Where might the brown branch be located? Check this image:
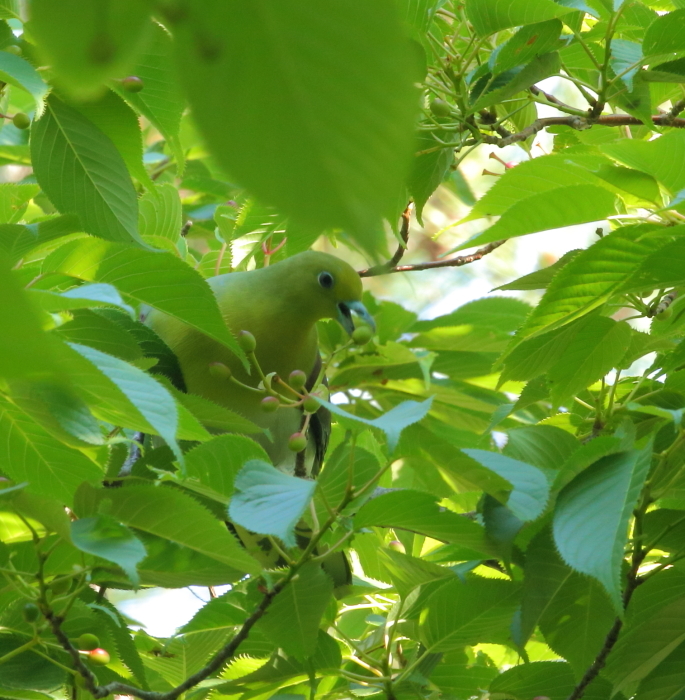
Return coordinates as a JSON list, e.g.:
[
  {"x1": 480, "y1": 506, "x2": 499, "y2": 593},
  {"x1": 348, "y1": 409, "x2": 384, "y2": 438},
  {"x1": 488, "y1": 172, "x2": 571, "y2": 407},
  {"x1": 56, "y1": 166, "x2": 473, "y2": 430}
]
[
  {"x1": 360, "y1": 239, "x2": 505, "y2": 277},
  {"x1": 358, "y1": 203, "x2": 412, "y2": 277},
  {"x1": 480, "y1": 114, "x2": 685, "y2": 149},
  {"x1": 47, "y1": 578, "x2": 288, "y2": 700}
]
